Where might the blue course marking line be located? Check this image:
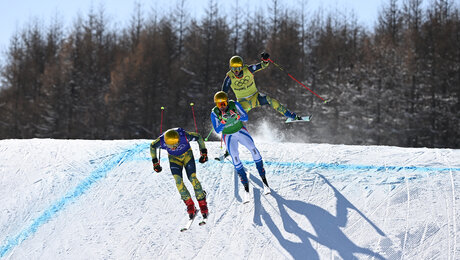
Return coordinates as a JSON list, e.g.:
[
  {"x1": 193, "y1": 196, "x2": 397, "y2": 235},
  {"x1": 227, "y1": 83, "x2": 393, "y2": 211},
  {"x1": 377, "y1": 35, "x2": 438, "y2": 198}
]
[
  {"x1": 261, "y1": 160, "x2": 460, "y2": 173},
  {"x1": 0, "y1": 143, "x2": 148, "y2": 258},
  {"x1": 135, "y1": 156, "x2": 460, "y2": 173}
]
